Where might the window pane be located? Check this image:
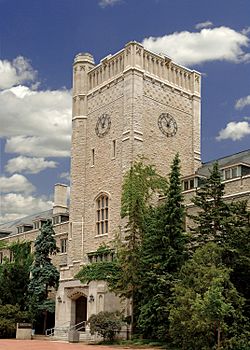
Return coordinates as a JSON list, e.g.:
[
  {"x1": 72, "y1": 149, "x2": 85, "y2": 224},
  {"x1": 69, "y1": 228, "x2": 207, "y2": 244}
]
[
  {"x1": 102, "y1": 209, "x2": 104, "y2": 220},
  {"x1": 184, "y1": 181, "x2": 189, "y2": 191},
  {"x1": 225, "y1": 169, "x2": 231, "y2": 180},
  {"x1": 102, "y1": 196, "x2": 104, "y2": 207},
  {"x1": 97, "y1": 223, "x2": 100, "y2": 235},
  {"x1": 106, "y1": 197, "x2": 108, "y2": 206},
  {"x1": 101, "y1": 222, "x2": 104, "y2": 234},
  {"x1": 98, "y1": 199, "x2": 101, "y2": 209},
  {"x1": 232, "y1": 167, "x2": 237, "y2": 178},
  {"x1": 190, "y1": 179, "x2": 194, "y2": 189},
  {"x1": 105, "y1": 208, "x2": 108, "y2": 219},
  {"x1": 97, "y1": 210, "x2": 100, "y2": 221},
  {"x1": 105, "y1": 221, "x2": 108, "y2": 233}
]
